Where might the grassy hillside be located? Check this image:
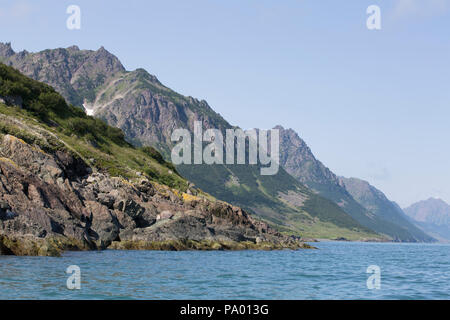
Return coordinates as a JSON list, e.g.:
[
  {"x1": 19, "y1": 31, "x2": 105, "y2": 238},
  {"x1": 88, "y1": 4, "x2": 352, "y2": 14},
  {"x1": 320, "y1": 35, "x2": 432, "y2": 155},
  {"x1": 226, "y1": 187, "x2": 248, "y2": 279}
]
[
  {"x1": 0, "y1": 62, "x2": 190, "y2": 192},
  {"x1": 179, "y1": 163, "x2": 381, "y2": 240}
]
